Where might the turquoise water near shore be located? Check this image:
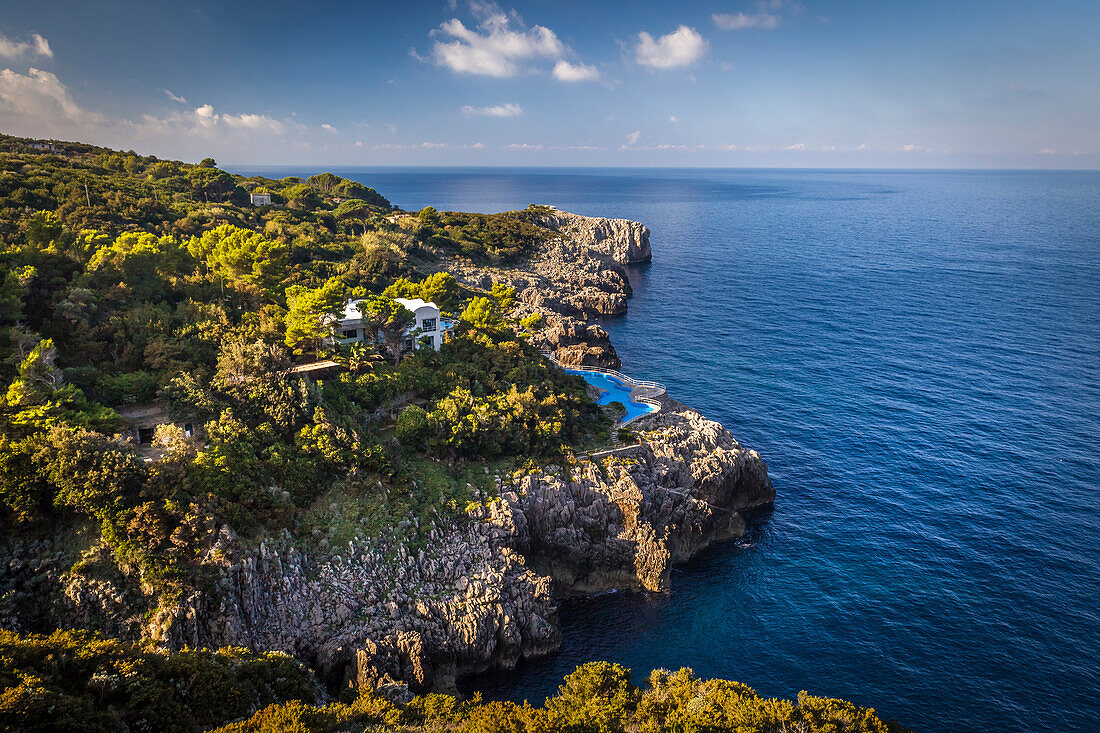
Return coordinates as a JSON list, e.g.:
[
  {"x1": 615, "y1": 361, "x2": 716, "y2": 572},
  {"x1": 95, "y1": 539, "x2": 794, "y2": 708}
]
[{"x1": 235, "y1": 166, "x2": 1100, "y2": 732}]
